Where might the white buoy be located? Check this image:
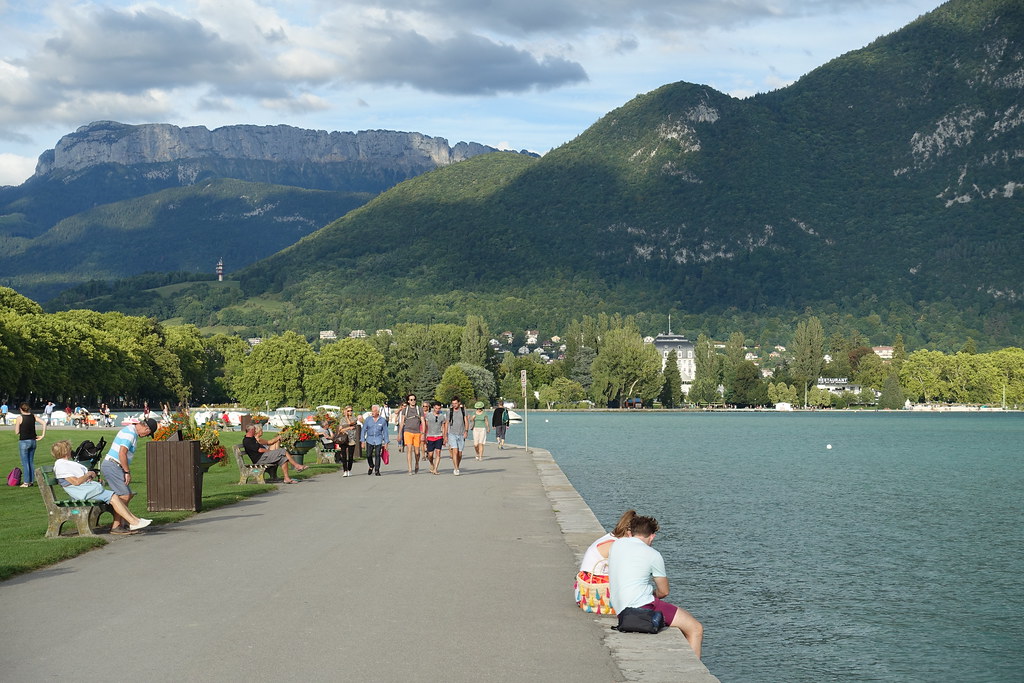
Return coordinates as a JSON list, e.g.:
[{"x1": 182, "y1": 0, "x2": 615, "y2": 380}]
[
  {"x1": 826, "y1": 444, "x2": 832, "y2": 449},
  {"x1": 545, "y1": 419, "x2": 549, "y2": 422}
]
